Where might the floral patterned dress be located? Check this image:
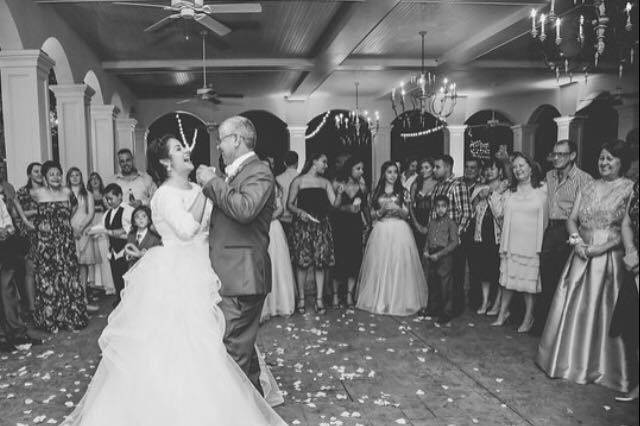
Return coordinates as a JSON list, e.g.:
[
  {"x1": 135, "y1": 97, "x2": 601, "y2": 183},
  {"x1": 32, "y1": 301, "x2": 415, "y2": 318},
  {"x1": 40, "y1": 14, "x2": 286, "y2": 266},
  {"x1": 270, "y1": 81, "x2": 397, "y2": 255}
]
[
  {"x1": 291, "y1": 187, "x2": 335, "y2": 268},
  {"x1": 33, "y1": 201, "x2": 88, "y2": 333}
]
